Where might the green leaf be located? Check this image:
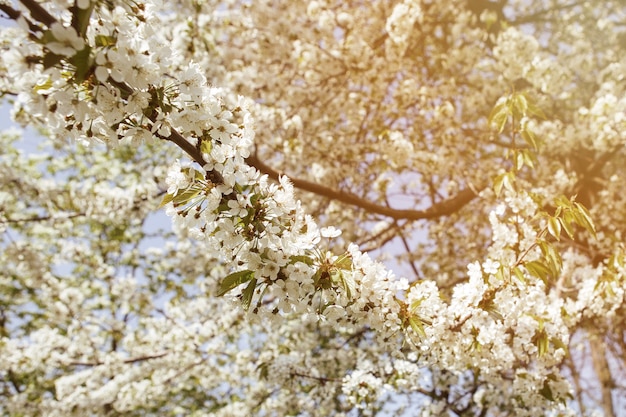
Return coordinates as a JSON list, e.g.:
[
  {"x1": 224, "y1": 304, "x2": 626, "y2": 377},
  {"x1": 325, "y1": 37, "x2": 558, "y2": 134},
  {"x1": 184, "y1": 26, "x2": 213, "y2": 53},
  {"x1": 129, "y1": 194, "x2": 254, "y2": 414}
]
[
  {"x1": 70, "y1": 46, "x2": 92, "y2": 83},
  {"x1": 559, "y1": 217, "x2": 575, "y2": 239},
  {"x1": 493, "y1": 172, "x2": 515, "y2": 197},
  {"x1": 289, "y1": 255, "x2": 315, "y2": 266},
  {"x1": 536, "y1": 329, "x2": 549, "y2": 357},
  {"x1": 489, "y1": 99, "x2": 509, "y2": 133},
  {"x1": 257, "y1": 362, "x2": 269, "y2": 380},
  {"x1": 339, "y1": 270, "x2": 356, "y2": 299},
  {"x1": 217, "y1": 270, "x2": 255, "y2": 296},
  {"x1": 548, "y1": 216, "x2": 561, "y2": 240},
  {"x1": 515, "y1": 151, "x2": 524, "y2": 171},
  {"x1": 537, "y1": 241, "x2": 561, "y2": 279},
  {"x1": 539, "y1": 379, "x2": 554, "y2": 401},
  {"x1": 410, "y1": 298, "x2": 423, "y2": 312},
  {"x1": 408, "y1": 316, "x2": 426, "y2": 338},
  {"x1": 493, "y1": 173, "x2": 504, "y2": 196},
  {"x1": 158, "y1": 192, "x2": 174, "y2": 208},
  {"x1": 172, "y1": 187, "x2": 201, "y2": 206},
  {"x1": 521, "y1": 129, "x2": 539, "y2": 150},
  {"x1": 240, "y1": 278, "x2": 257, "y2": 311},
  {"x1": 511, "y1": 93, "x2": 528, "y2": 120},
  {"x1": 512, "y1": 266, "x2": 526, "y2": 284},
  {"x1": 94, "y1": 34, "x2": 116, "y2": 47},
  {"x1": 71, "y1": 2, "x2": 95, "y2": 37},
  {"x1": 521, "y1": 149, "x2": 535, "y2": 168},
  {"x1": 551, "y1": 337, "x2": 568, "y2": 356},
  {"x1": 335, "y1": 253, "x2": 352, "y2": 270},
  {"x1": 188, "y1": 168, "x2": 205, "y2": 181},
  {"x1": 525, "y1": 260, "x2": 551, "y2": 284},
  {"x1": 312, "y1": 269, "x2": 323, "y2": 288},
  {"x1": 43, "y1": 52, "x2": 63, "y2": 70},
  {"x1": 33, "y1": 77, "x2": 53, "y2": 93},
  {"x1": 573, "y1": 202, "x2": 596, "y2": 238},
  {"x1": 554, "y1": 195, "x2": 572, "y2": 210},
  {"x1": 200, "y1": 139, "x2": 212, "y2": 155}
]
